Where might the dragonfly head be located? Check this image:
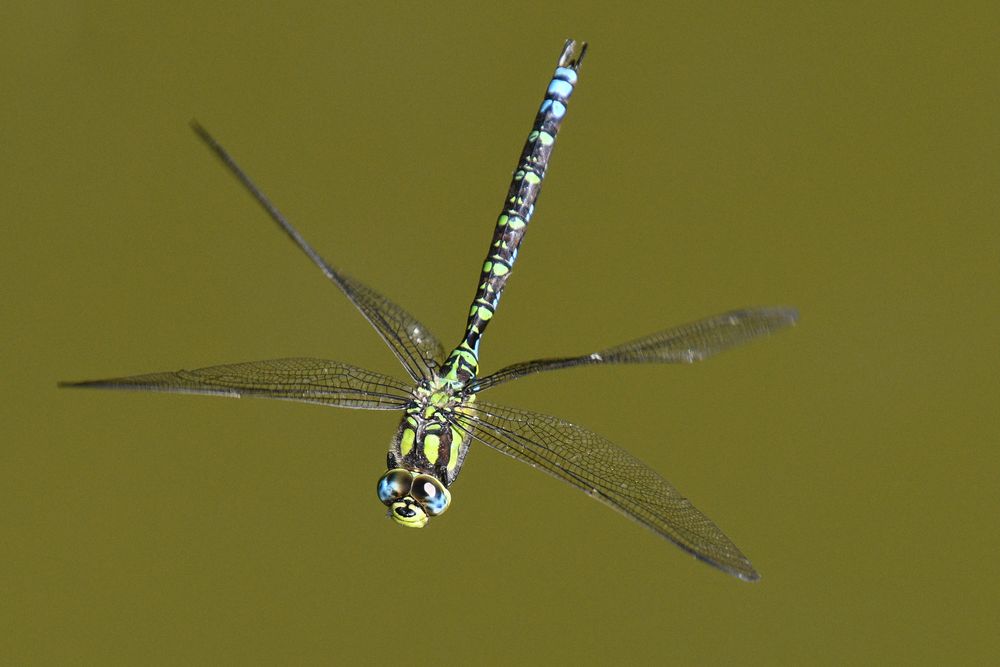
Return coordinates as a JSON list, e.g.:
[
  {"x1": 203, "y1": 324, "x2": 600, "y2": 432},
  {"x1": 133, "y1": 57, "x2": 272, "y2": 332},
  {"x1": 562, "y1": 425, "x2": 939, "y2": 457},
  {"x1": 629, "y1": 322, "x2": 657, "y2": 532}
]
[{"x1": 377, "y1": 468, "x2": 451, "y2": 528}]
